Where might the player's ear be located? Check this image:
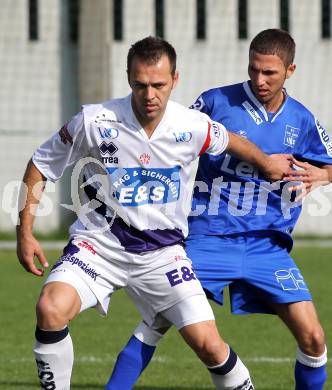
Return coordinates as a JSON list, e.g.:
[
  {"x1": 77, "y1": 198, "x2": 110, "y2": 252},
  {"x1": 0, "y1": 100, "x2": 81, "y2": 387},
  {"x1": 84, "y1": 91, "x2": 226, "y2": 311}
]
[
  {"x1": 172, "y1": 71, "x2": 179, "y2": 89},
  {"x1": 286, "y1": 63, "x2": 296, "y2": 79}
]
